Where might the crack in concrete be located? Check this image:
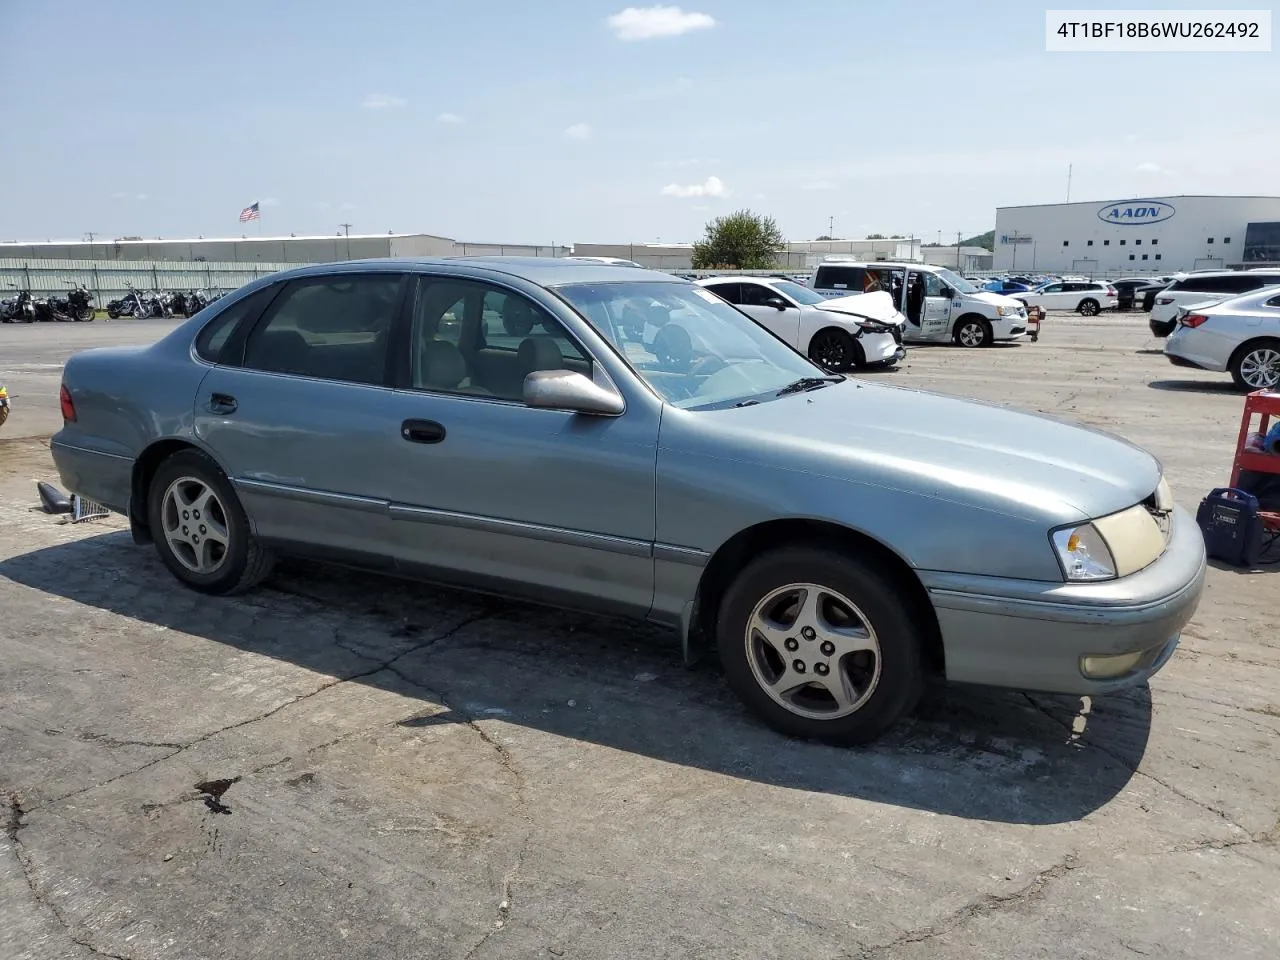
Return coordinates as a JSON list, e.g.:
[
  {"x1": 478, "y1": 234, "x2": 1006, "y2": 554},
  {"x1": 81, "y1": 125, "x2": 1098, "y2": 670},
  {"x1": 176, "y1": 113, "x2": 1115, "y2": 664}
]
[
  {"x1": 855, "y1": 854, "x2": 1079, "y2": 957},
  {"x1": 5, "y1": 794, "x2": 138, "y2": 960},
  {"x1": 78, "y1": 731, "x2": 186, "y2": 751},
  {"x1": 39, "y1": 611, "x2": 494, "y2": 811},
  {"x1": 1023, "y1": 694, "x2": 1253, "y2": 836}
]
